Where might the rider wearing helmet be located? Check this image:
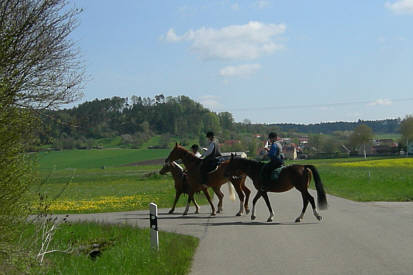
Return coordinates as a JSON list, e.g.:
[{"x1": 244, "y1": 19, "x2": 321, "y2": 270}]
[
  {"x1": 200, "y1": 131, "x2": 222, "y2": 188},
  {"x1": 191, "y1": 144, "x2": 202, "y2": 158}
]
